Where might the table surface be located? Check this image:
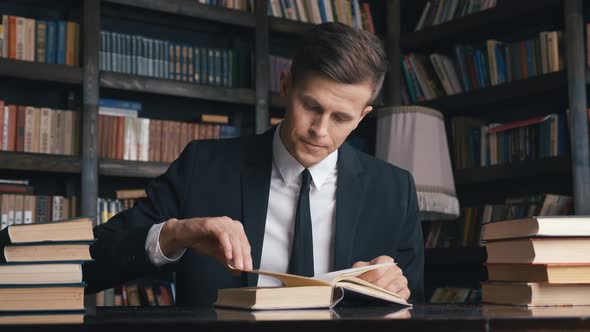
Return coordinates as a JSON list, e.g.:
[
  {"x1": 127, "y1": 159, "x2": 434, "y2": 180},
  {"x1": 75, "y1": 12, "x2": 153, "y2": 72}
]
[{"x1": 4, "y1": 304, "x2": 590, "y2": 331}]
